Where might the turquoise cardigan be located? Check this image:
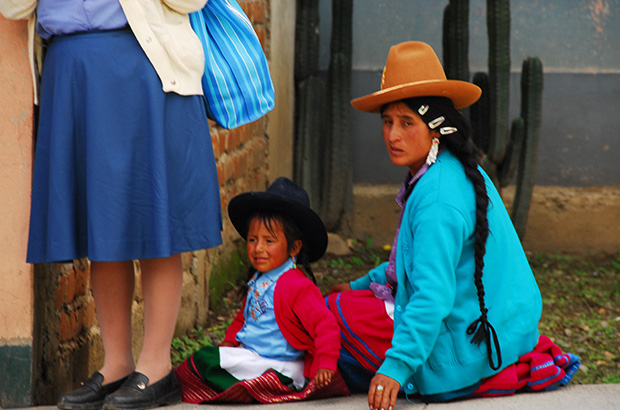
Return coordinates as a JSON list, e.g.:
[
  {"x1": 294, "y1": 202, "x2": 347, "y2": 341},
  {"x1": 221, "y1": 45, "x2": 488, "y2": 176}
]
[{"x1": 351, "y1": 150, "x2": 542, "y2": 396}]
